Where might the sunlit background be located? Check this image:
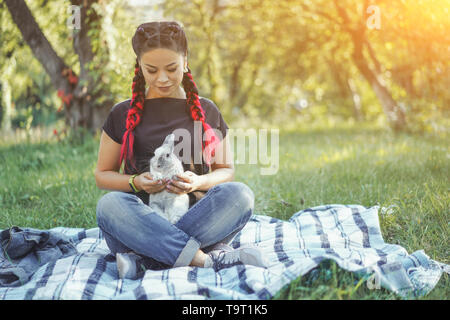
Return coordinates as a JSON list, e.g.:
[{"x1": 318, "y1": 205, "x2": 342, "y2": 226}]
[
  {"x1": 0, "y1": 0, "x2": 449, "y2": 140},
  {"x1": 0, "y1": 2, "x2": 448, "y2": 299}
]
